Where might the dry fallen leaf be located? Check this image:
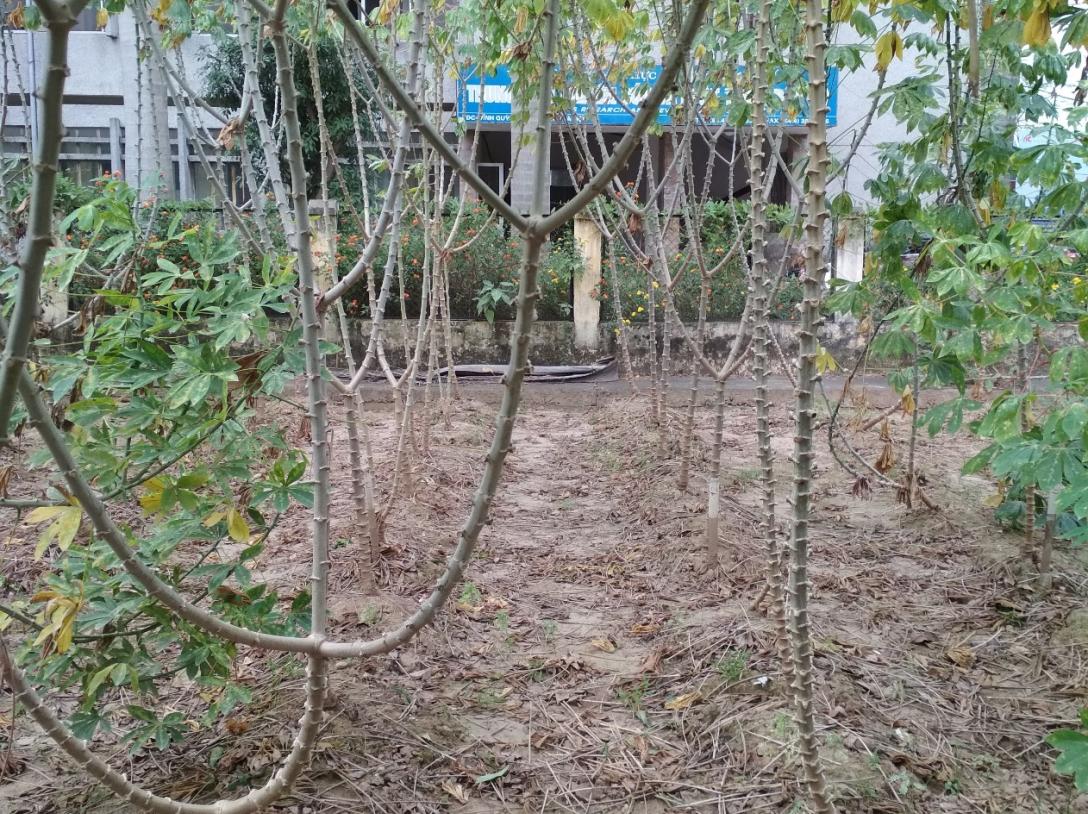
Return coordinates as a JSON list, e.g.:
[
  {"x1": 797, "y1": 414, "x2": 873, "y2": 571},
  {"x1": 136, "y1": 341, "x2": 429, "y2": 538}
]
[
  {"x1": 441, "y1": 781, "x2": 469, "y2": 803},
  {"x1": 900, "y1": 386, "x2": 916, "y2": 415},
  {"x1": 664, "y1": 692, "x2": 701, "y2": 711},
  {"x1": 640, "y1": 650, "x2": 663, "y2": 673},
  {"x1": 531, "y1": 731, "x2": 555, "y2": 749},
  {"x1": 591, "y1": 637, "x2": 617, "y2": 653},
  {"x1": 875, "y1": 442, "x2": 896, "y2": 474},
  {"x1": 945, "y1": 645, "x2": 975, "y2": 668},
  {"x1": 0, "y1": 465, "x2": 14, "y2": 497}
]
